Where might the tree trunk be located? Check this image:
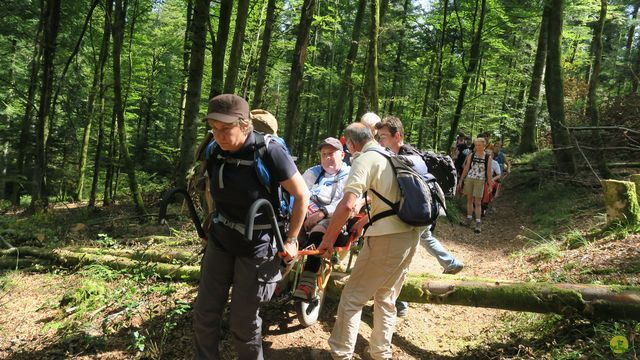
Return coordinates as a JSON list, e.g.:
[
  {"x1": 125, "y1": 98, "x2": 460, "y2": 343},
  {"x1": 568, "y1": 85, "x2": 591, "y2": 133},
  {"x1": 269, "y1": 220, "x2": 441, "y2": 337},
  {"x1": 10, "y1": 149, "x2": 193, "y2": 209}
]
[
  {"x1": 283, "y1": 0, "x2": 316, "y2": 148},
  {"x1": 328, "y1": 0, "x2": 366, "y2": 137},
  {"x1": 418, "y1": 55, "x2": 435, "y2": 149},
  {"x1": 623, "y1": 3, "x2": 639, "y2": 93},
  {"x1": 362, "y1": 0, "x2": 380, "y2": 114},
  {"x1": 176, "y1": 0, "x2": 193, "y2": 149},
  {"x1": 76, "y1": 0, "x2": 112, "y2": 201},
  {"x1": 103, "y1": 110, "x2": 118, "y2": 206},
  {"x1": 1, "y1": 247, "x2": 200, "y2": 282},
  {"x1": 31, "y1": 0, "x2": 62, "y2": 211},
  {"x1": 387, "y1": 0, "x2": 410, "y2": 115},
  {"x1": 223, "y1": 0, "x2": 250, "y2": 94},
  {"x1": 176, "y1": 0, "x2": 212, "y2": 189},
  {"x1": 112, "y1": 0, "x2": 145, "y2": 213},
  {"x1": 1, "y1": 39, "x2": 18, "y2": 200},
  {"x1": 327, "y1": 273, "x2": 640, "y2": 321},
  {"x1": 444, "y1": 0, "x2": 486, "y2": 153},
  {"x1": 586, "y1": 0, "x2": 611, "y2": 179},
  {"x1": 601, "y1": 180, "x2": 640, "y2": 225},
  {"x1": 11, "y1": 5, "x2": 44, "y2": 206},
  {"x1": 518, "y1": 3, "x2": 549, "y2": 155},
  {"x1": 544, "y1": 0, "x2": 576, "y2": 175},
  {"x1": 209, "y1": 0, "x2": 233, "y2": 99},
  {"x1": 431, "y1": 0, "x2": 449, "y2": 150},
  {"x1": 67, "y1": 247, "x2": 198, "y2": 264},
  {"x1": 252, "y1": 0, "x2": 277, "y2": 109}
]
